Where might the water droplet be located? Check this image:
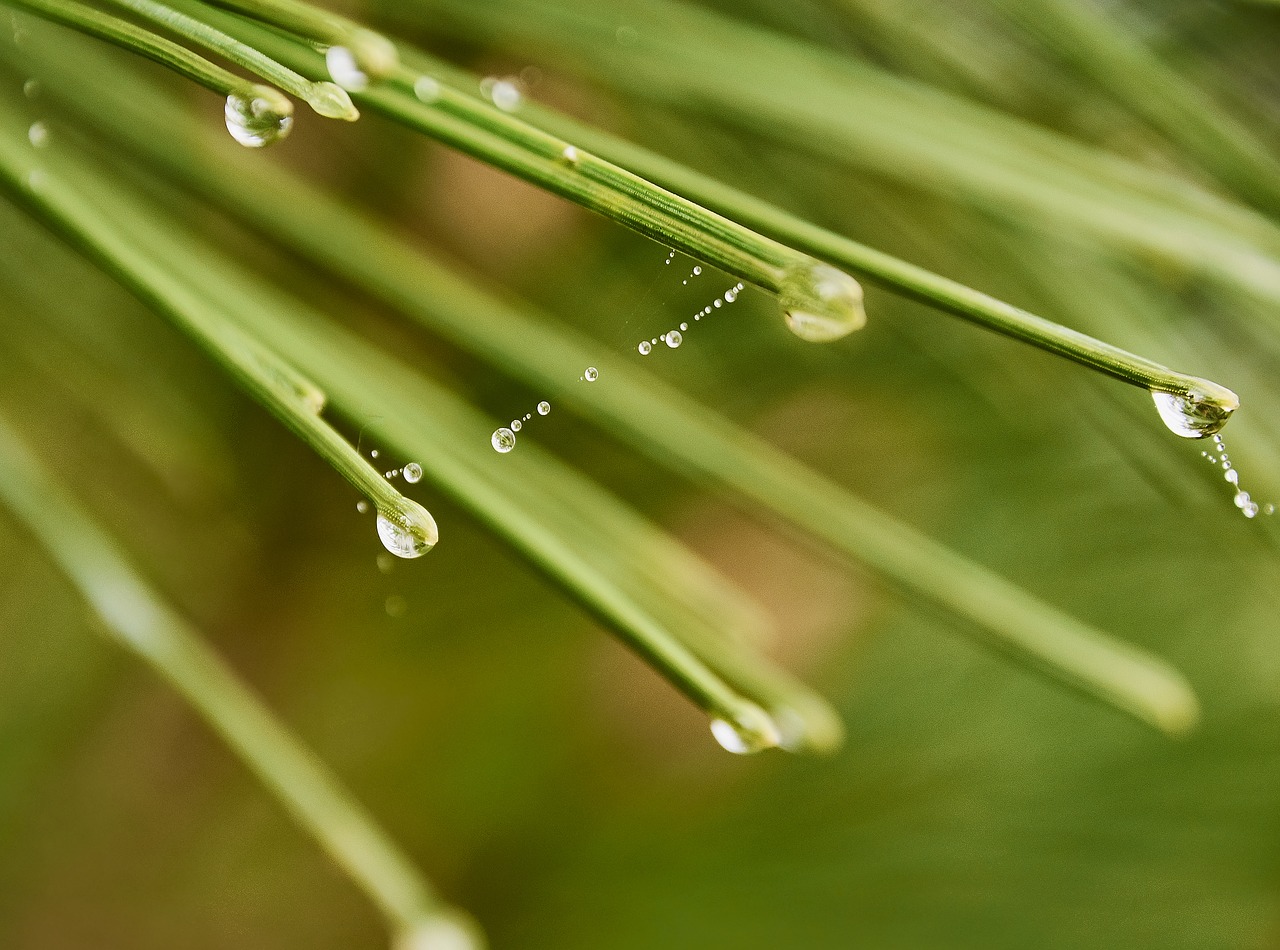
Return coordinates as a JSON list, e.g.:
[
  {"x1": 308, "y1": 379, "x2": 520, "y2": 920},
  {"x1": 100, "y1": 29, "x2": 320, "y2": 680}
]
[
  {"x1": 1150, "y1": 384, "x2": 1238, "y2": 439},
  {"x1": 487, "y1": 77, "x2": 522, "y2": 111},
  {"x1": 665, "y1": 330, "x2": 682, "y2": 348},
  {"x1": 385, "y1": 594, "x2": 408, "y2": 617},
  {"x1": 1265, "y1": 504, "x2": 1276, "y2": 515},
  {"x1": 403, "y1": 462, "x2": 422, "y2": 483},
  {"x1": 537, "y1": 401, "x2": 551, "y2": 415},
  {"x1": 724, "y1": 288, "x2": 738, "y2": 303},
  {"x1": 326, "y1": 46, "x2": 368, "y2": 91},
  {"x1": 492, "y1": 427, "x2": 516, "y2": 453},
  {"x1": 560, "y1": 145, "x2": 580, "y2": 165},
  {"x1": 709, "y1": 704, "x2": 781, "y2": 755},
  {"x1": 27, "y1": 120, "x2": 48, "y2": 148},
  {"x1": 638, "y1": 341, "x2": 652, "y2": 354},
  {"x1": 414, "y1": 75, "x2": 441, "y2": 103},
  {"x1": 25, "y1": 168, "x2": 45, "y2": 191},
  {"x1": 511, "y1": 419, "x2": 522, "y2": 432},
  {"x1": 584, "y1": 366, "x2": 599, "y2": 381},
  {"x1": 1234, "y1": 490, "x2": 1252, "y2": 509},
  {"x1": 1244, "y1": 502, "x2": 1260, "y2": 518},
  {"x1": 375, "y1": 499, "x2": 438, "y2": 558},
  {"x1": 780, "y1": 262, "x2": 867, "y2": 342},
  {"x1": 692, "y1": 266, "x2": 702, "y2": 275},
  {"x1": 1226, "y1": 469, "x2": 1239, "y2": 485},
  {"x1": 679, "y1": 322, "x2": 688, "y2": 331},
  {"x1": 370, "y1": 449, "x2": 379, "y2": 458},
  {"x1": 356, "y1": 500, "x2": 370, "y2": 513},
  {"x1": 224, "y1": 85, "x2": 293, "y2": 148},
  {"x1": 22, "y1": 78, "x2": 39, "y2": 99}
]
